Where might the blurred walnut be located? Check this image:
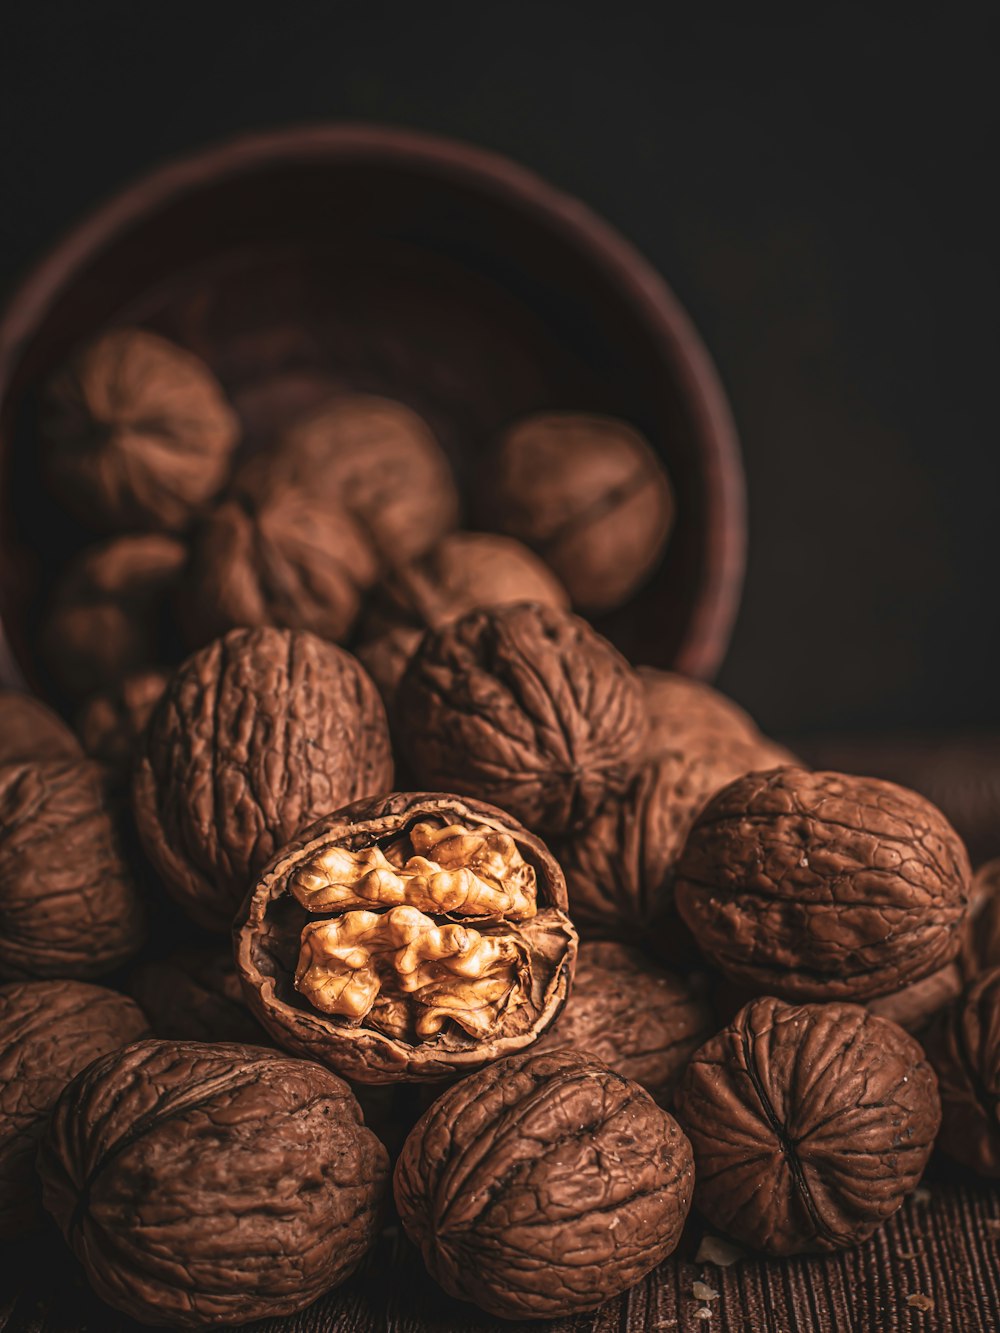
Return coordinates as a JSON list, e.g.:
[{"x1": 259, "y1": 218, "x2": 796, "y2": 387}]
[
  {"x1": 484, "y1": 411, "x2": 674, "y2": 614},
  {"x1": 76, "y1": 669, "x2": 170, "y2": 776},
  {"x1": 127, "y1": 949, "x2": 268, "y2": 1045},
  {"x1": 397, "y1": 602, "x2": 647, "y2": 835},
  {"x1": 960, "y1": 857, "x2": 1000, "y2": 976},
  {"x1": 39, "y1": 534, "x2": 186, "y2": 699},
  {"x1": 866, "y1": 962, "x2": 962, "y2": 1033},
  {"x1": 0, "y1": 690, "x2": 81, "y2": 765},
  {"x1": 676, "y1": 997, "x2": 940, "y2": 1255},
  {"x1": 926, "y1": 966, "x2": 1000, "y2": 1177},
  {"x1": 41, "y1": 327, "x2": 239, "y2": 533},
  {"x1": 638, "y1": 667, "x2": 792, "y2": 757}
]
